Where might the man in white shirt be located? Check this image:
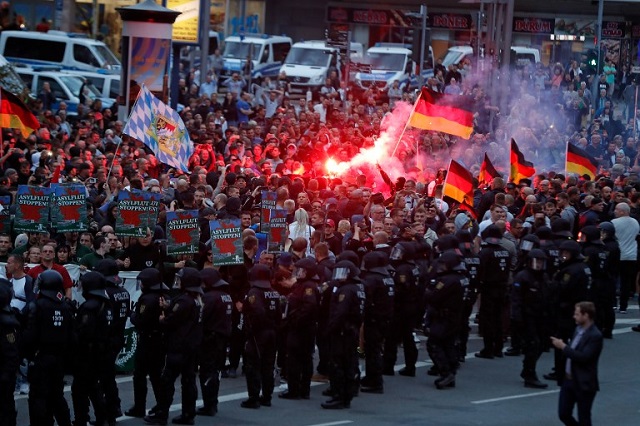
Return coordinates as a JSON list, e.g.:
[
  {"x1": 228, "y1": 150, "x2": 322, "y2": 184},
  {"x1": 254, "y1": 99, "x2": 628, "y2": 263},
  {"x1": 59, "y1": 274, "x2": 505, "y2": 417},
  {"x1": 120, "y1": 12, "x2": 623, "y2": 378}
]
[{"x1": 611, "y1": 202, "x2": 639, "y2": 313}]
